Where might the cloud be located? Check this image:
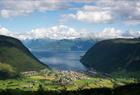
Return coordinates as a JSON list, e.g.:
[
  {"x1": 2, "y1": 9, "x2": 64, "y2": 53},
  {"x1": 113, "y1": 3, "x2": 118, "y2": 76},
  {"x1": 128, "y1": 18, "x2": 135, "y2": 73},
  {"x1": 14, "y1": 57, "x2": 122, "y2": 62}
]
[
  {"x1": 0, "y1": 0, "x2": 69, "y2": 18},
  {"x1": 1, "y1": 25, "x2": 140, "y2": 40},
  {"x1": 96, "y1": 28, "x2": 123, "y2": 39},
  {"x1": 63, "y1": 5, "x2": 113, "y2": 23},
  {"x1": 0, "y1": 0, "x2": 94, "y2": 18},
  {"x1": 0, "y1": 25, "x2": 92, "y2": 40},
  {"x1": 96, "y1": 28, "x2": 140, "y2": 39},
  {"x1": 1, "y1": 0, "x2": 140, "y2": 25},
  {"x1": 28, "y1": 25, "x2": 92, "y2": 40},
  {"x1": 0, "y1": 27, "x2": 10, "y2": 35},
  {"x1": 62, "y1": 0, "x2": 140, "y2": 24},
  {"x1": 96, "y1": 0, "x2": 140, "y2": 24}
]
